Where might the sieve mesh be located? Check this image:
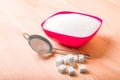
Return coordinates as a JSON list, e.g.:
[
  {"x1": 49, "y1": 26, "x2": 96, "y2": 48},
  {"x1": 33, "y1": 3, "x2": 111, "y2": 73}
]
[{"x1": 29, "y1": 38, "x2": 51, "y2": 53}]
